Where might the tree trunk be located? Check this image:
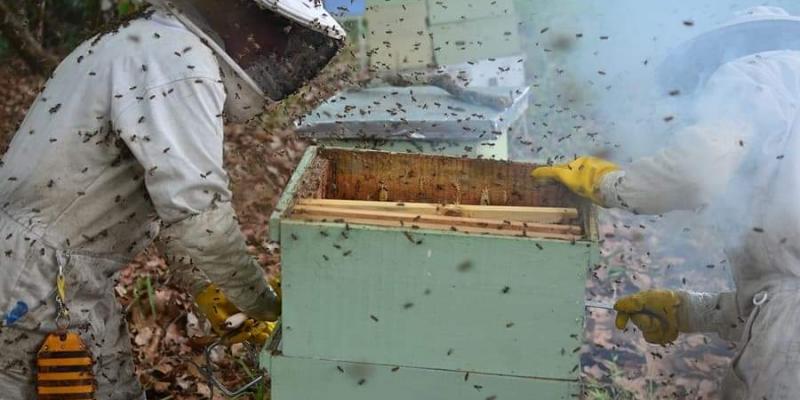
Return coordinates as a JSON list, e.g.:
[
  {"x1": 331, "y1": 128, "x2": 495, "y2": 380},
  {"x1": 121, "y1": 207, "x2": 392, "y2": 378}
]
[{"x1": 0, "y1": 0, "x2": 59, "y2": 75}]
